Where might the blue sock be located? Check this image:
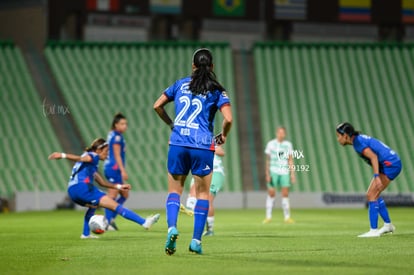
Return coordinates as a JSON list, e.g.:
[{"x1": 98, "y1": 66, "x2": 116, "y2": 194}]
[
  {"x1": 111, "y1": 196, "x2": 127, "y2": 220},
  {"x1": 368, "y1": 201, "x2": 379, "y2": 229},
  {"x1": 377, "y1": 197, "x2": 391, "y2": 223},
  {"x1": 115, "y1": 205, "x2": 145, "y2": 225},
  {"x1": 83, "y1": 208, "x2": 96, "y2": 236},
  {"x1": 193, "y1": 199, "x2": 209, "y2": 241},
  {"x1": 166, "y1": 193, "x2": 180, "y2": 229},
  {"x1": 105, "y1": 207, "x2": 114, "y2": 223}
]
